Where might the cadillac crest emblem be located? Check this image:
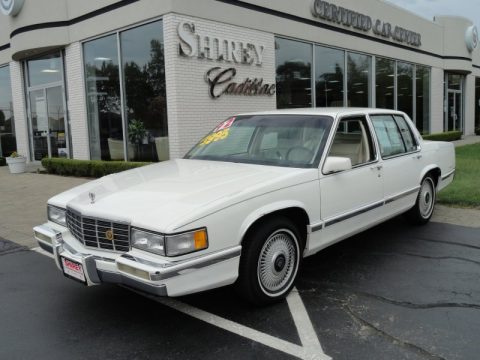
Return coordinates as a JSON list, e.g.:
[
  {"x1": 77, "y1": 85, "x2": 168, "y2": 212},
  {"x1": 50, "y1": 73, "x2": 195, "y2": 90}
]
[
  {"x1": 105, "y1": 229, "x2": 114, "y2": 241},
  {"x1": 89, "y1": 192, "x2": 95, "y2": 204}
]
